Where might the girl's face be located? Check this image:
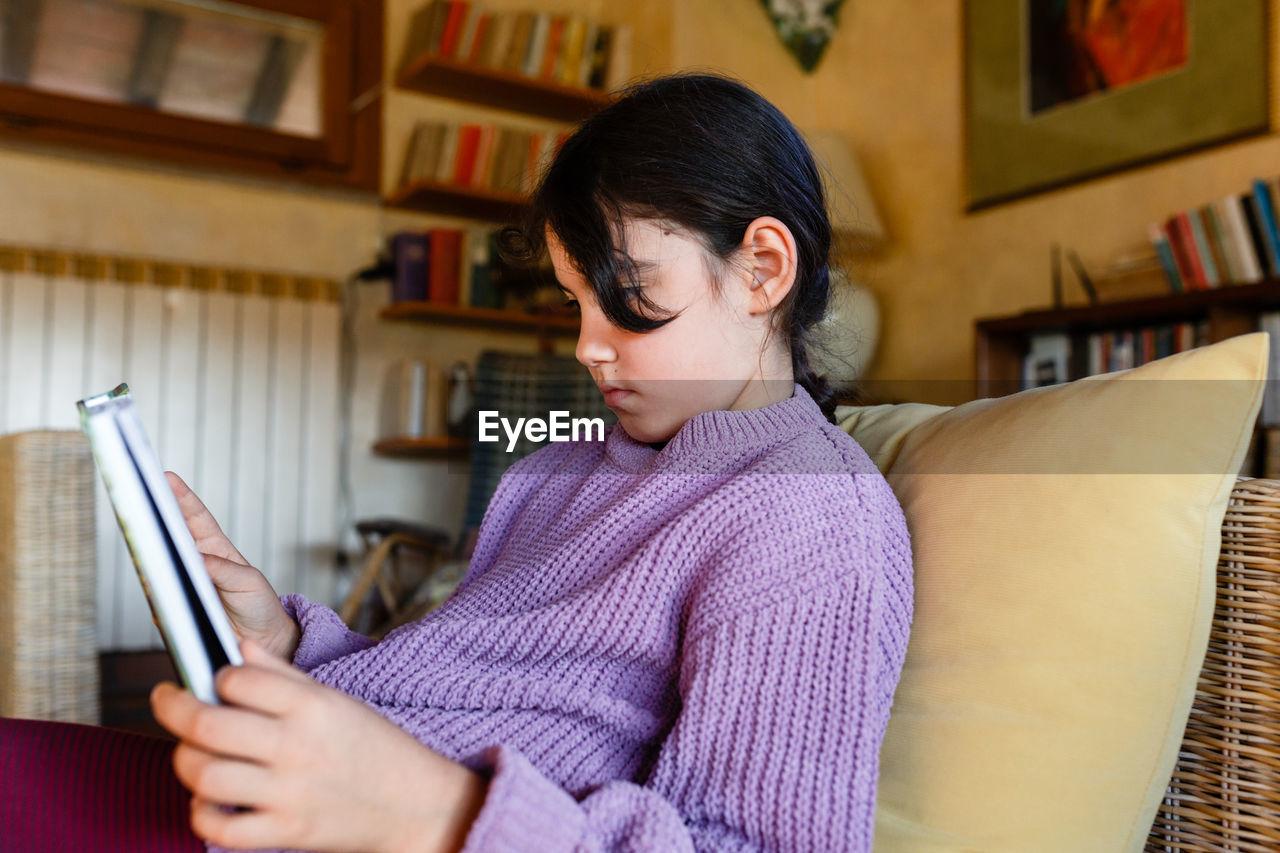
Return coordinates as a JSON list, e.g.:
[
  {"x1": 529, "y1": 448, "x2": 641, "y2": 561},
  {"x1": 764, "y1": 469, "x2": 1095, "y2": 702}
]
[{"x1": 548, "y1": 218, "x2": 794, "y2": 444}]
